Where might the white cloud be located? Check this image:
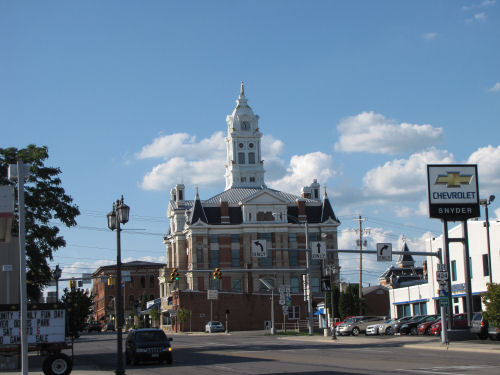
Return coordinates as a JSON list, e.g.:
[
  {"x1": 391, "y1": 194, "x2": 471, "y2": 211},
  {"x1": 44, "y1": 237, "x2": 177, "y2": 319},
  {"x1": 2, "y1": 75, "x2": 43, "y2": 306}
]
[
  {"x1": 475, "y1": 12, "x2": 487, "y2": 21},
  {"x1": 262, "y1": 134, "x2": 287, "y2": 181},
  {"x1": 362, "y1": 148, "x2": 455, "y2": 200},
  {"x1": 494, "y1": 208, "x2": 500, "y2": 220},
  {"x1": 137, "y1": 132, "x2": 226, "y2": 160},
  {"x1": 423, "y1": 32, "x2": 438, "y2": 40},
  {"x1": 467, "y1": 145, "x2": 500, "y2": 196},
  {"x1": 489, "y1": 82, "x2": 500, "y2": 92},
  {"x1": 140, "y1": 157, "x2": 225, "y2": 191},
  {"x1": 334, "y1": 111, "x2": 444, "y2": 154},
  {"x1": 268, "y1": 152, "x2": 336, "y2": 193}
]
